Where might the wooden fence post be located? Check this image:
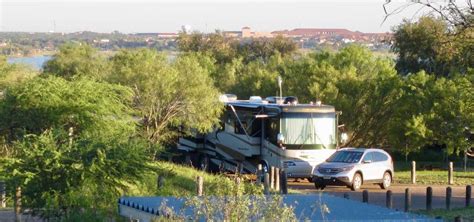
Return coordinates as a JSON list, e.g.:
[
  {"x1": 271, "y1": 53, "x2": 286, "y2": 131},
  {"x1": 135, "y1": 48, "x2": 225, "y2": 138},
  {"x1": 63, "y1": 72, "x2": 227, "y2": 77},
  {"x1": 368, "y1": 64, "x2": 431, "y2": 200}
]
[
  {"x1": 275, "y1": 167, "x2": 280, "y2": 192},
  {"x1": 270, "y1": 166, "x2": 275, "y2": 190},
  {"x1": 362, "y1": 190, "x2": 369, "y2": 203},
  {"x1": 280, "y1": 170, "x2": 288, "y2": 194},
  {"x1": 446, "y1": 186, "x2": 452, "y2": 210},
  {"x1": 405, "y1": 188, "x2": 411, "y2": 212},
  {"x1": 386, "y1": 190, "x2": 393, "y2": 209},
  {"x1": 264, "y1": 172, "x2": 270, "y2": 195},
  {"x1": 448, "y1": 162, "x2": 454, "y2": 185},
  {"x1": 196, "y1": 176, "x2": 203, "y2": 196},
  {"x1": 466, "y1": 185, "x2": 472, "y2": 207},
  {"x1": 15, "y1": 187, "x2": 21, "y2": 222},
  {"x1": 426, "y1": 187, "x2": 433, "y2": 211},
  {"x1": 0, "y1": 181, "x2": 5, "y2": 208},
  {"x1": 411, "y1": 161, "x2": 416, "y2": 184}
]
